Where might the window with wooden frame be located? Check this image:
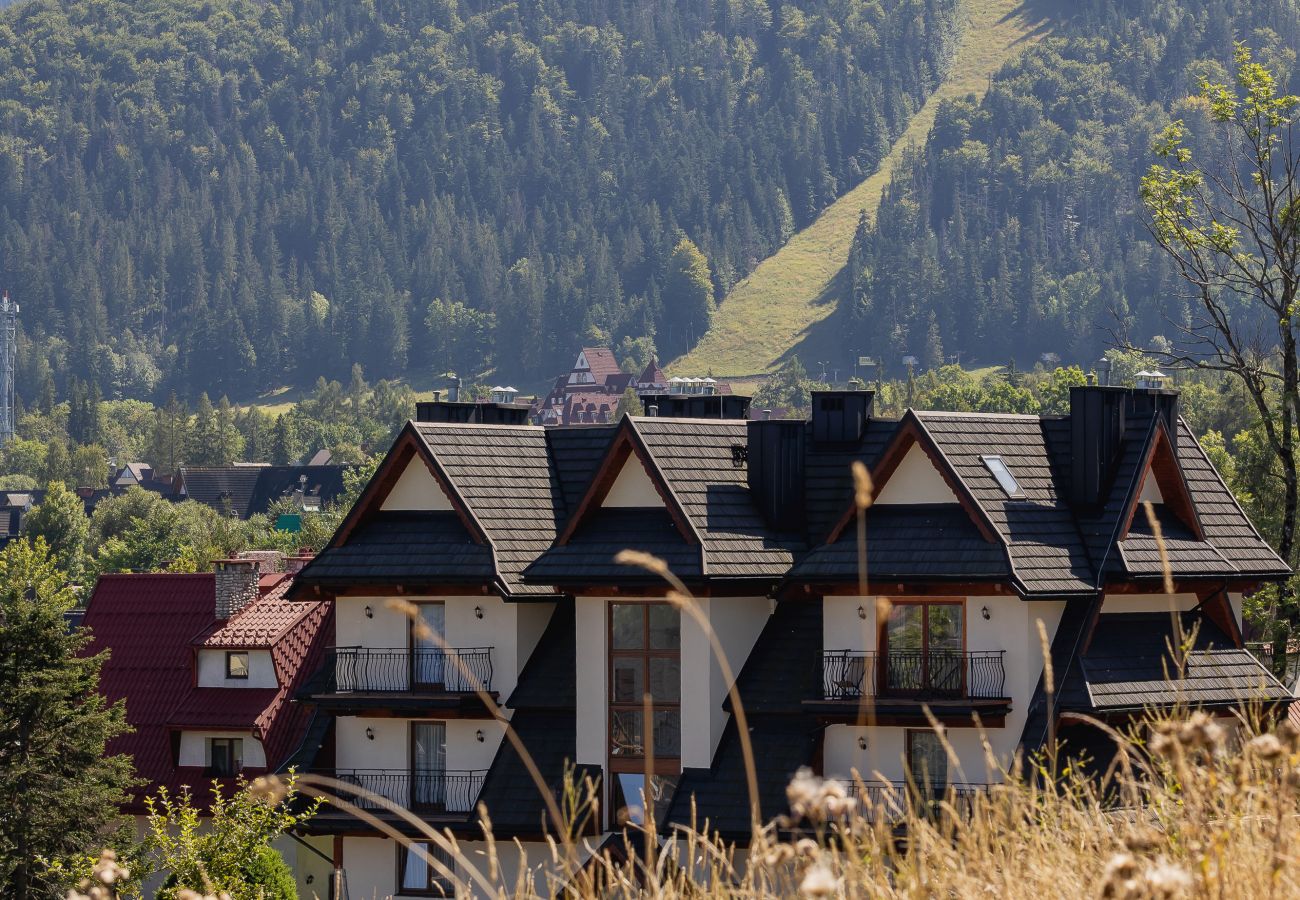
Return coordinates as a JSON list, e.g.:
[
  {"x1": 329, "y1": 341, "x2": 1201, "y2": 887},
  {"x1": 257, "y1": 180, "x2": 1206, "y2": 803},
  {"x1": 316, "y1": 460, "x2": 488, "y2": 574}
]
[
  {"x1": 879, "y1": 599, "x2": 965, "y2": 696},
  {"x1": 410, "y1": 602, "x2": 446, "y2": 689},
  {"x1": 906, "y1": 728, "x2": 948, "y2": 790},
  {"x1": 225, "y1": 651, "x2": 249, "y2": 680},
  {"x1": 207, "y1": 737, "x2": 243, "y2": 777},
  {"x1": 396, "y1": 841, "x2": 454, "y2": 896},
  {"x1": 608, "y1": 602, "x2": 680, "y2": 772}
]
